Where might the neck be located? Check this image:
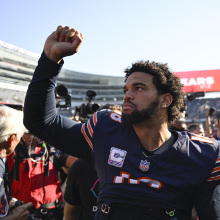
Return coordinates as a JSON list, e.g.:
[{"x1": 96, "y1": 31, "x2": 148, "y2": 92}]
[{"x1": 133, "y1": 122, "x2": 171, "y2": 151}]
